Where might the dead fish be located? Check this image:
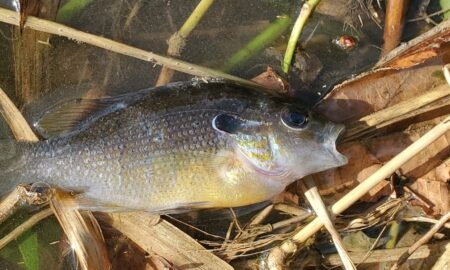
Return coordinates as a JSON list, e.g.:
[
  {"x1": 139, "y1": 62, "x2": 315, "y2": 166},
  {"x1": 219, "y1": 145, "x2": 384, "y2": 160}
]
[{"x1": 0, "y1": 81, "x2": 347, "y2": 213}]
